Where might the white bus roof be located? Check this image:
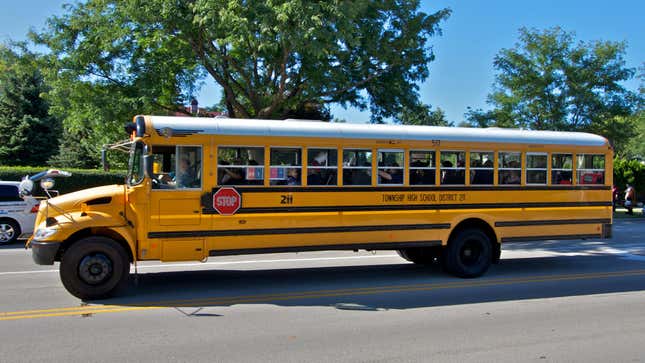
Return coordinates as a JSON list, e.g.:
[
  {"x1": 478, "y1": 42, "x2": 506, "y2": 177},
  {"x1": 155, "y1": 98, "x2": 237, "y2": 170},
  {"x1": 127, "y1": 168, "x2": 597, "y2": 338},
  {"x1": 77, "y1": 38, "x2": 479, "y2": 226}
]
[{"x1": 147, "y1": 116, "x2": 608, "y2": 147}]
